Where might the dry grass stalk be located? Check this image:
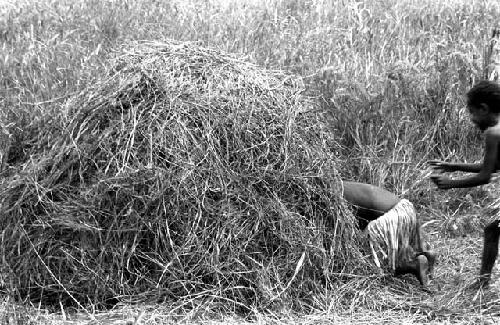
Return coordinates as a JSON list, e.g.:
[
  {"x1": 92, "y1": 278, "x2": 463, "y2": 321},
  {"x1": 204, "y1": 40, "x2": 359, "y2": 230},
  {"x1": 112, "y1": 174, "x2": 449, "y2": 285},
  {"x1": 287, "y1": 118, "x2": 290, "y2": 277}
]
[
  {"x1": 484, "y1": 28, "x2": 500, "y2": 82},
  {"x1": 0, "y1": 125, "x2": 10, "y2": 174}
]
